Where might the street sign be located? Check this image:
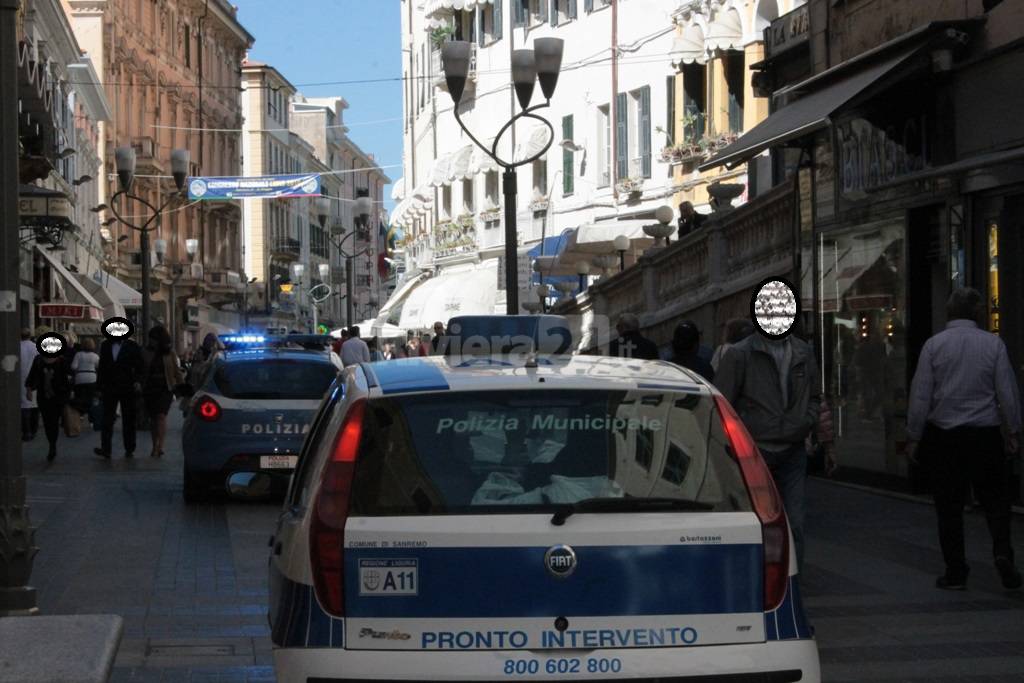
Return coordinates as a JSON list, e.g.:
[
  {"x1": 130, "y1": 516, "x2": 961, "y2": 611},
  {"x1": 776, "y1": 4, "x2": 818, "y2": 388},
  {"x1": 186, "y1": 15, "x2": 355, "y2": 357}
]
[{"x1": 39, "y1": 303, "x2": 103, "y2": 321}]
